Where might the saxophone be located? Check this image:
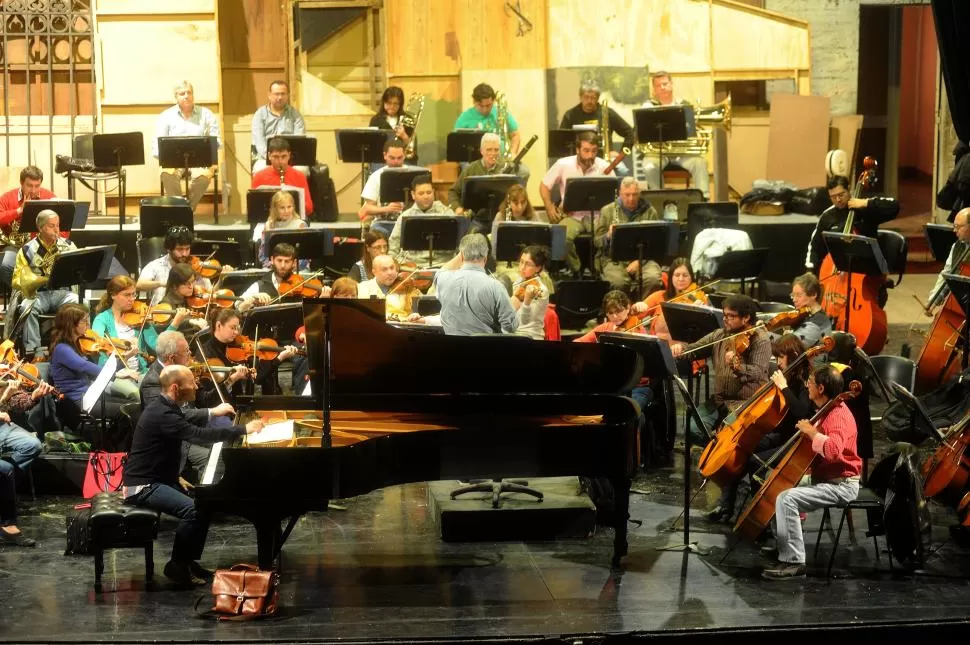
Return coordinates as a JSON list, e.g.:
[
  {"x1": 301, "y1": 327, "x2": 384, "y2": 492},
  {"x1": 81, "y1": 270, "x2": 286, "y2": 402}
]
[
  {"x1": 599, "y1": 98, "x2": 610, "y2": 160},
  {"x1": 401, "y1": 93, "x2": 425, "y2": 160},
  {"x1": 495, "y1": 91, "x2": 512, "y2": 165}
]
